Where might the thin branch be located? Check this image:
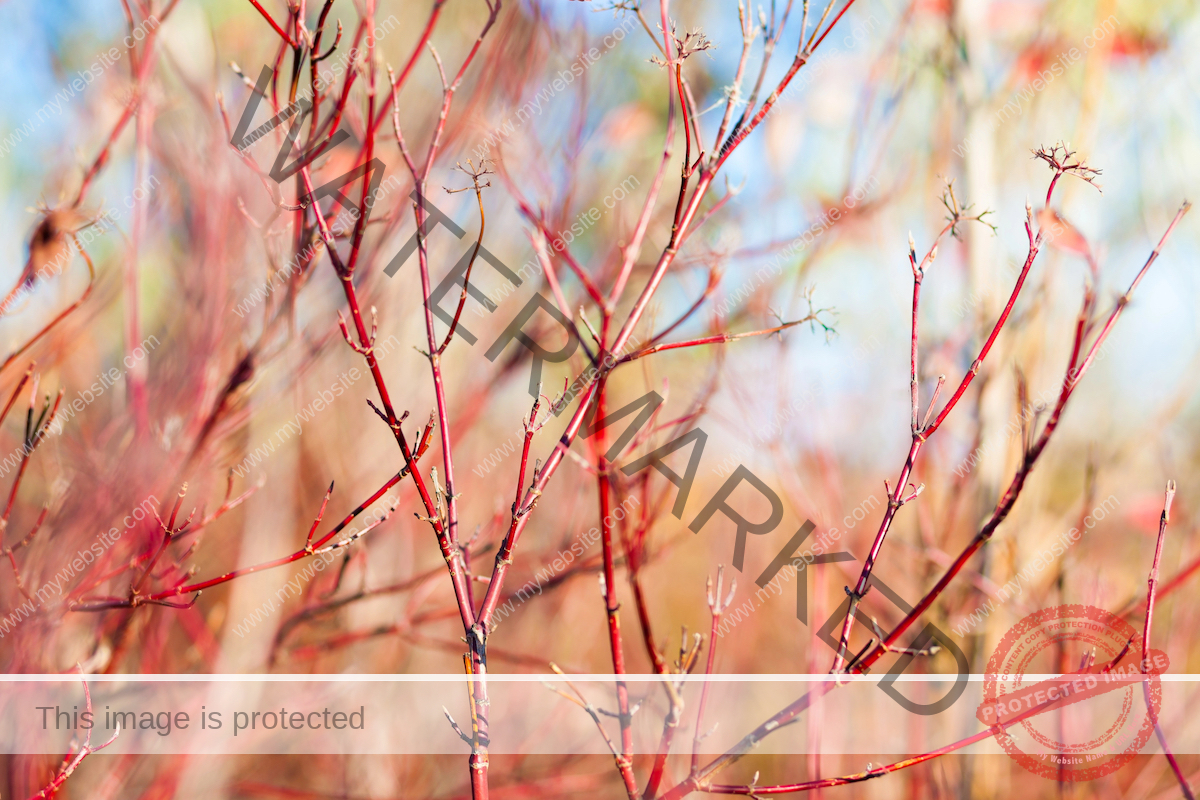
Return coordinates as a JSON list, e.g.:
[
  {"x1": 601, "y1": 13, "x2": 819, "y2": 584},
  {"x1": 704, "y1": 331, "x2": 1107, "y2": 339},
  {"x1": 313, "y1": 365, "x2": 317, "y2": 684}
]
[
  {"x1": 438, "y1": 160, "x2": 493, "y2": 355},
  {"x1": 246, "y1": 0, "x2": 299, "y2": 48},
  {"x1": 618, "y1": 311, "x2": 832, "y2": 365},
  {"x1": 691, "y1": 567, "x2": 735, "y2": 775},
  {"x1": 24, "y1": 670, "x2": 121, "y2": 800},
  {"x1": 1142, "y1": 480, "x2": 1195, "y2": 800},
  {"x1": 661, "y1": 200, "x2": 1191, "y2": 799}
]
